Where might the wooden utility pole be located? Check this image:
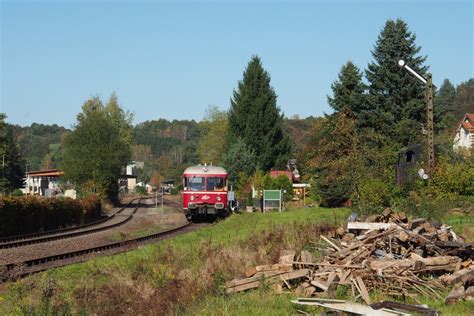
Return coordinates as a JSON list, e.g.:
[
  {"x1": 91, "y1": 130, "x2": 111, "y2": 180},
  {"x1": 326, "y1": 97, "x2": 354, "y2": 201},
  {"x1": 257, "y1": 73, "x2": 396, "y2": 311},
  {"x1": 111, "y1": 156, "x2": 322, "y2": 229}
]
[{"x1": 426, "y1": 73, "x2": 435, "y2": 174}]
